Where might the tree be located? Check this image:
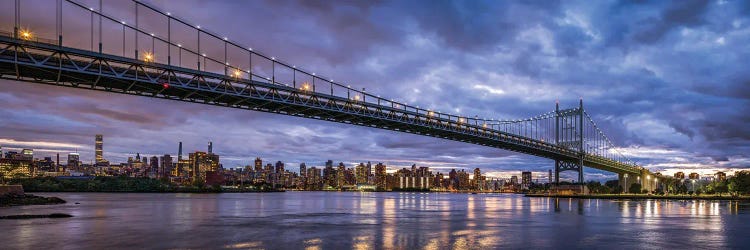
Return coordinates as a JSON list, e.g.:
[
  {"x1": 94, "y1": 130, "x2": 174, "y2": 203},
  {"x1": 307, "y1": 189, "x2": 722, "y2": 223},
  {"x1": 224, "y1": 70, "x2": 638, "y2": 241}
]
[
  {"x1": 728, "y1": 171, "x2": 750, "y2": 196},
  {"x1": 715, "y1": 181, "x2": 728, "y2": 196},
  {"x1": 587, "y1": 181, "x2": 603, "y2": 194},
  {"x1": 628, "y1": 183, "x2": 642, "y2": 194}
]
